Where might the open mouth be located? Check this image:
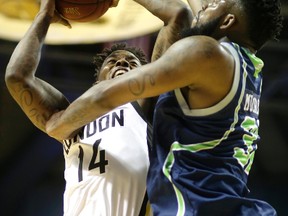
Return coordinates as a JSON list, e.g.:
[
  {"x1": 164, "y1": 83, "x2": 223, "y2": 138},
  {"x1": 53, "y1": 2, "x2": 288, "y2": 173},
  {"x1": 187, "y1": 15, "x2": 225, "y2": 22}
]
[{"x1": 112, "y1": 68, "x2": 128, "y2": 78}]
